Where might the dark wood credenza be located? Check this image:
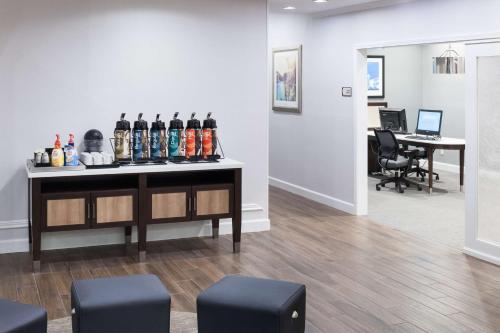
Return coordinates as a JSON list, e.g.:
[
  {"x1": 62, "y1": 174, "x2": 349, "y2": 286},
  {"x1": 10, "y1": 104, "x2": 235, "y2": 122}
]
[{"x1": 27, "y1": 159, "x2": 243, "y2": 271}]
